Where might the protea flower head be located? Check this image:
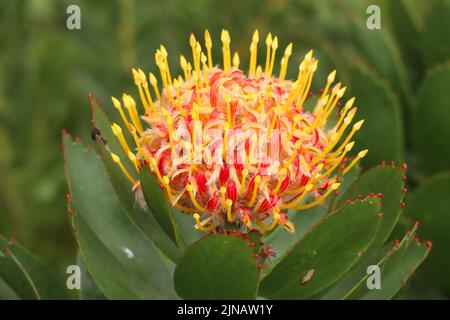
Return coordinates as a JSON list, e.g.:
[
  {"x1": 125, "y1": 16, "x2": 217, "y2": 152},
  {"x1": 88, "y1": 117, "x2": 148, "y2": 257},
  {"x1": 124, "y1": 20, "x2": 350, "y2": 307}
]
[{"x1": 108, "y1": 29, "x2": 367, "y2": 233}]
